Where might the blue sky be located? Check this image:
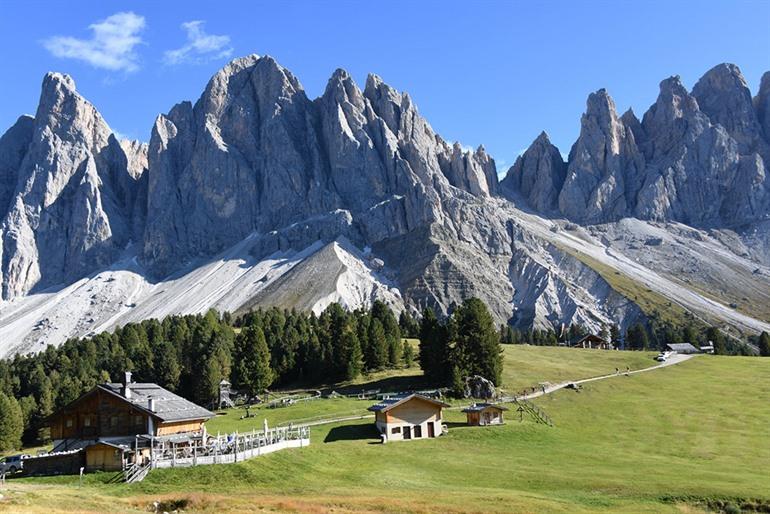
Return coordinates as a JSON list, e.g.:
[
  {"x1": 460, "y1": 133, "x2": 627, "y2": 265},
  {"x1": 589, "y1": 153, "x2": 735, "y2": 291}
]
[{"x1": 1, "y1": 1, "x2": 769, "y2": 173}]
